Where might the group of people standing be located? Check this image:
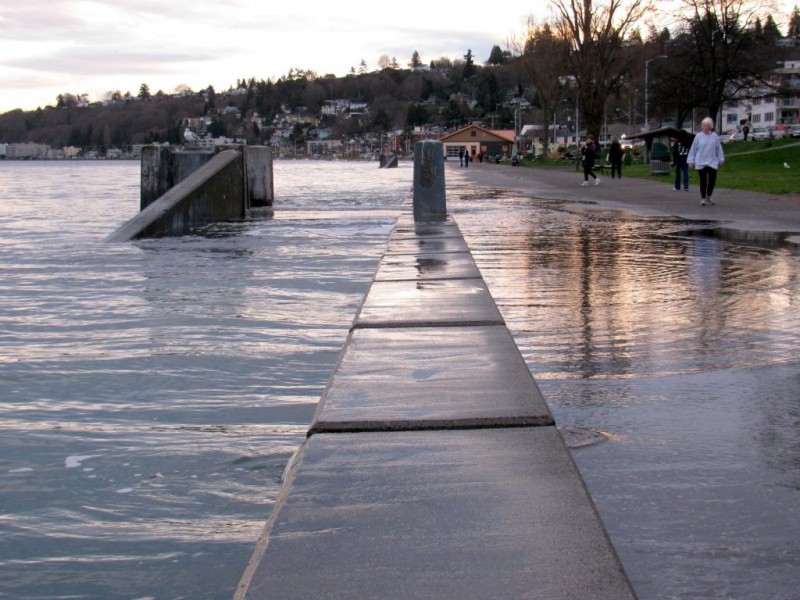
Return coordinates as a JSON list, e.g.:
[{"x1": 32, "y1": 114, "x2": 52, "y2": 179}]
[
  {"x1": 579, "y1": 116, "x2": 725, "y2": 207},
  {"x1": 580, "y1": 135, "x2": 624, "y2": 186},
  {"x1": 458, "y1": 147, "x2": 478, "y2": 167}
]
